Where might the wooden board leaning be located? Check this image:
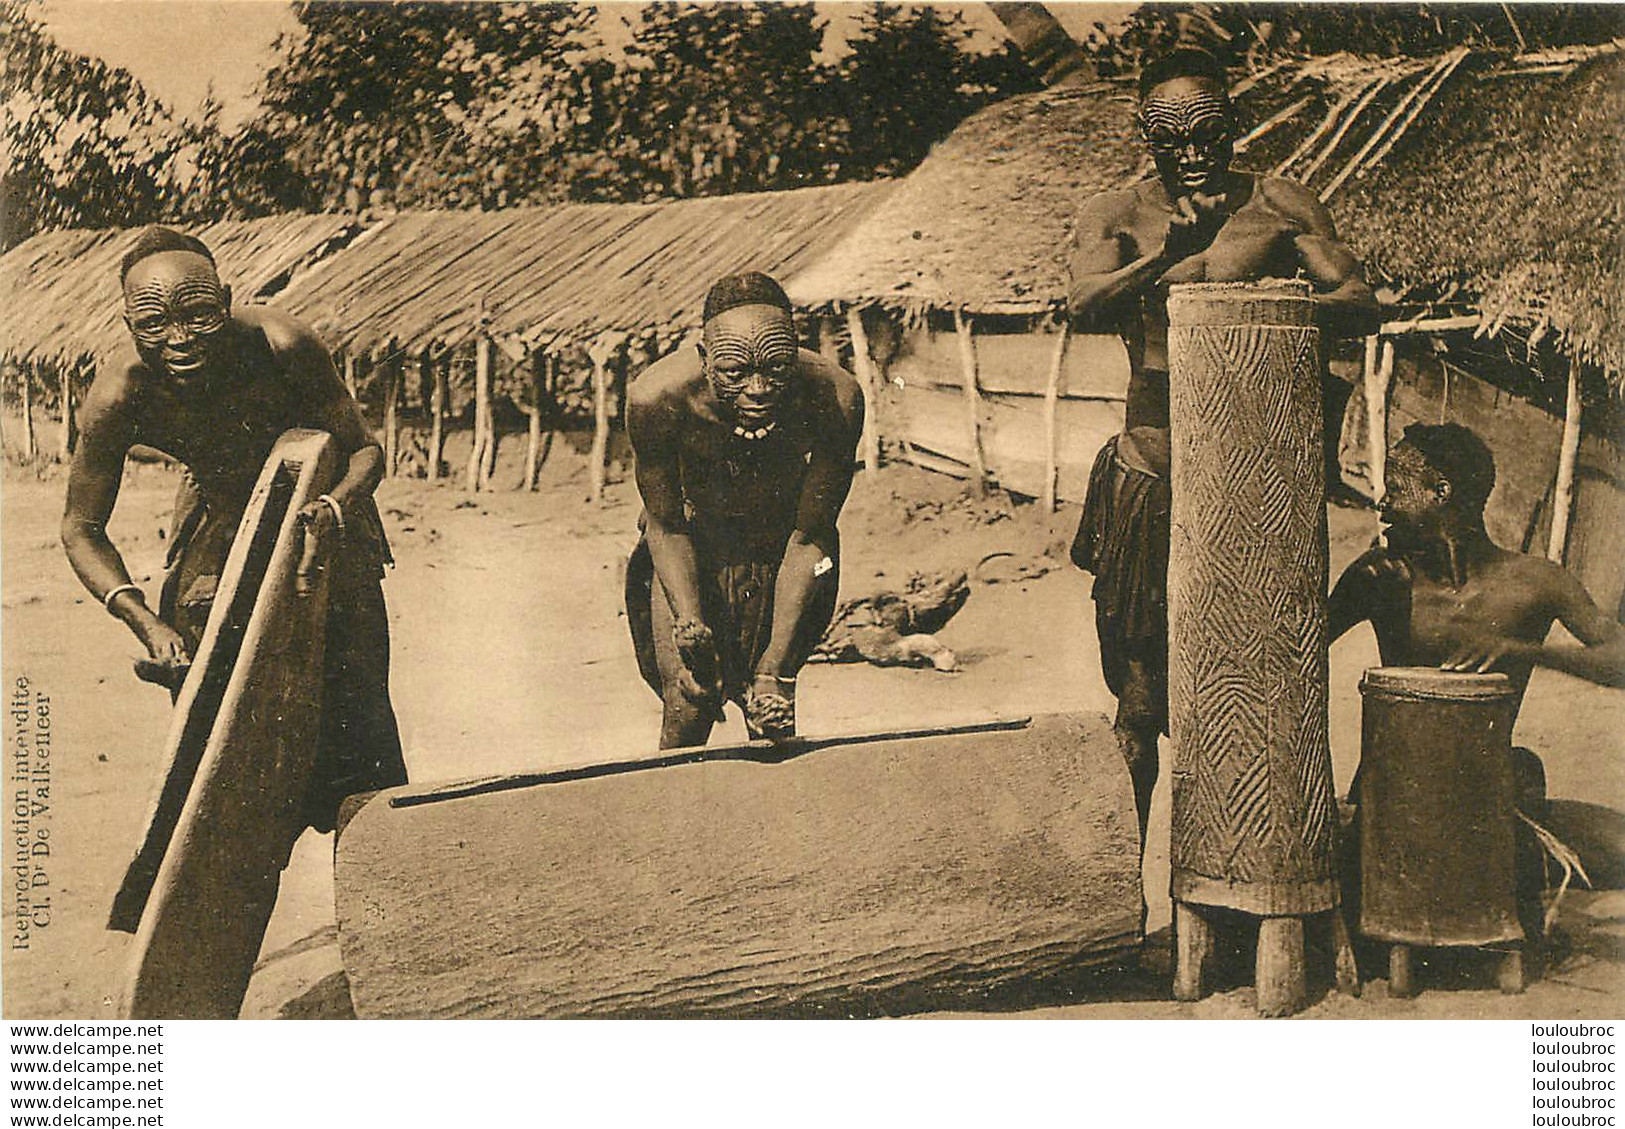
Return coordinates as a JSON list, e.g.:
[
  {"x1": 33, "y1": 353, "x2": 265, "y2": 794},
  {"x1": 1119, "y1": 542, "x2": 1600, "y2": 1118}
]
[{"x1": 115, "y1": 429, "x2": 342, "y2": 1020}]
